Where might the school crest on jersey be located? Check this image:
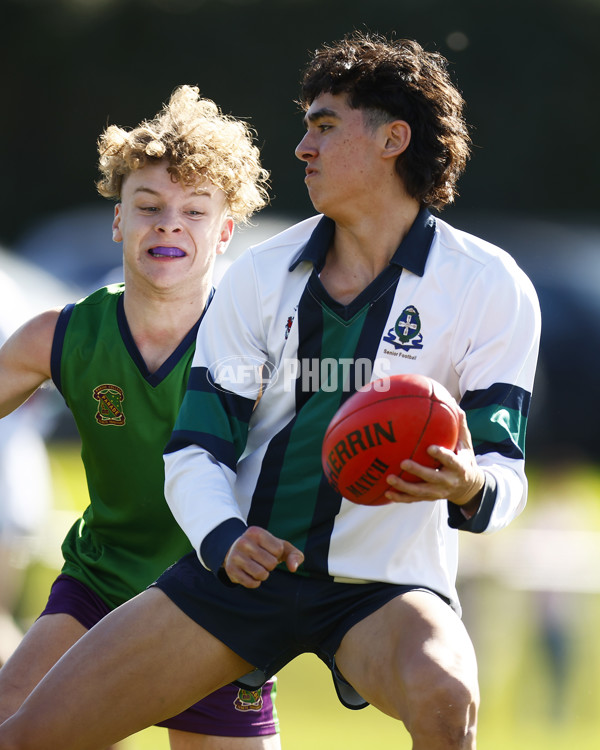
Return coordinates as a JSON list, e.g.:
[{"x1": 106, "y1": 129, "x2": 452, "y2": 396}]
[
  {"x1": 383, "y1": 305, "x2": 424, "y2": 352},
  {"x1": 93, "y1": 384, "x2": 126, "y2": 426},
  {"x1": 233, "y1": 687, "x2": 264, "y2": 712}
]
